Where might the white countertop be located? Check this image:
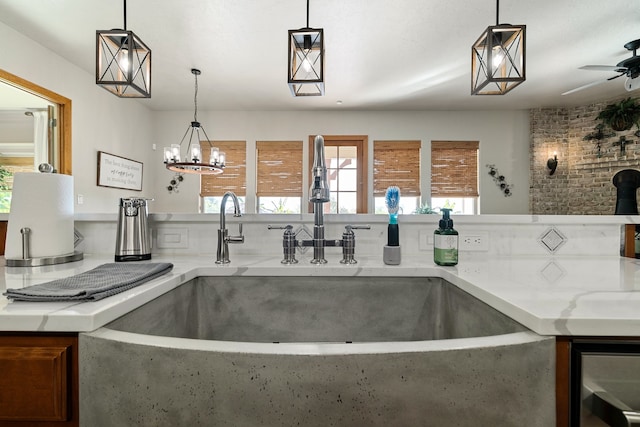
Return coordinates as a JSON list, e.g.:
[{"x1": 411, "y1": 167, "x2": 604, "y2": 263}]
[{"x1": 1, "y1": 253, "x2": 639, "y2": 337}]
